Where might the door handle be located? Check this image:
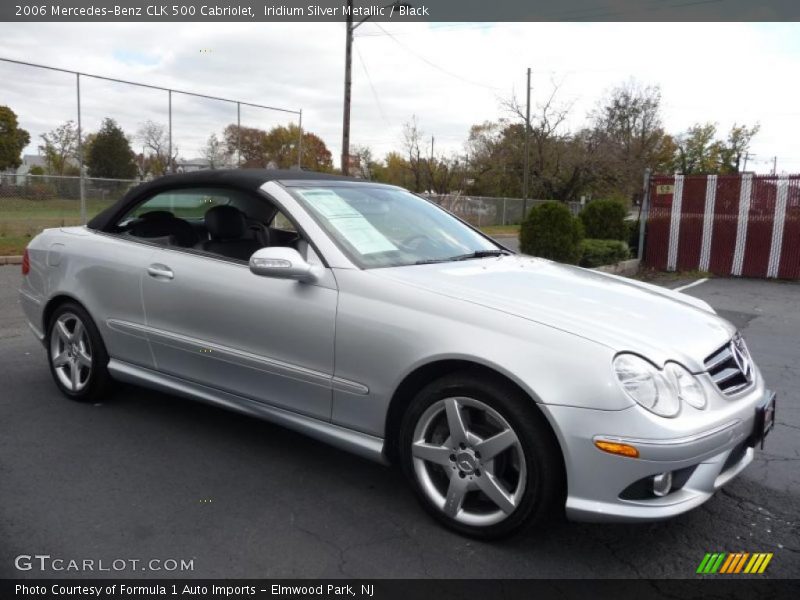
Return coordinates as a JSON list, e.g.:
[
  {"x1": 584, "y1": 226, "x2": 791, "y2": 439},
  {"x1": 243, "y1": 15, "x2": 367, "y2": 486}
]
[{"x1": 147, "y1": 264, "x2": 174, "y2": 280}]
